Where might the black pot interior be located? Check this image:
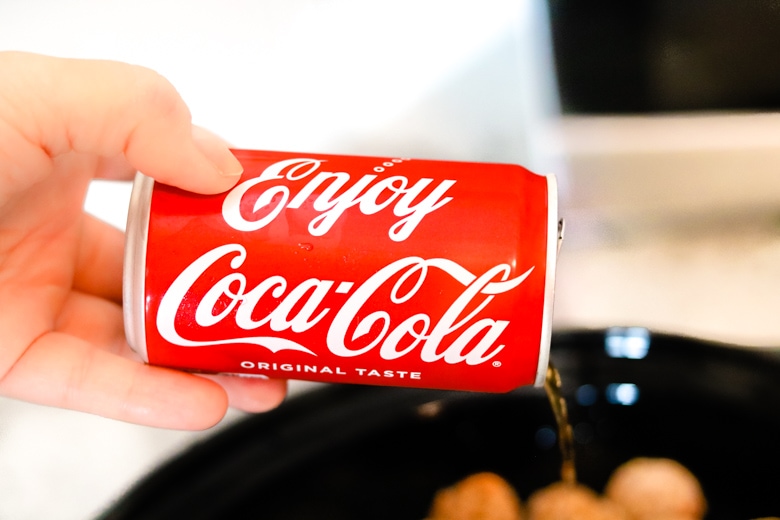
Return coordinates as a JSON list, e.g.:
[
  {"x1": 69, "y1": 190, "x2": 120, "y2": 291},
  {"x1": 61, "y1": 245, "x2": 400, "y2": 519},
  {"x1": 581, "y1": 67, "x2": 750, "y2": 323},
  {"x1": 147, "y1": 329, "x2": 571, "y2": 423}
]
[{"x1": 99, "y1": 329, "x2": 780, "y2": 520}]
